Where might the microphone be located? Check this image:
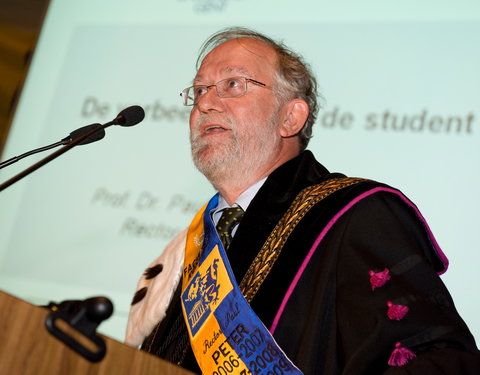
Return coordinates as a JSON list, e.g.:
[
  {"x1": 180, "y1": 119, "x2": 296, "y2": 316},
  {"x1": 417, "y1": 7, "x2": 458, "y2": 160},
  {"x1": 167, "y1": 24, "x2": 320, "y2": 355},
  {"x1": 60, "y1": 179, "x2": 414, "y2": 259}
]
[{"x1": 0, "y1": 106, "x2": 145, "y2": 191}]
